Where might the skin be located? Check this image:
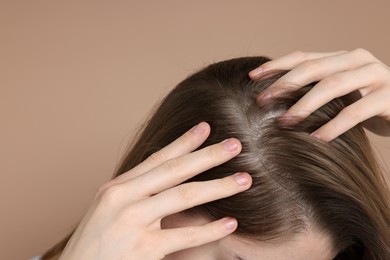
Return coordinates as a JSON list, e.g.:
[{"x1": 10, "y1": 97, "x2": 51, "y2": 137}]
[
  {"x1": 59, "y1": 122, "x2": 253, "y2": 259},
  {"x1": 162, "y1": 213, "x2": 337, "y2": 260},
  {"x1": 58, "y1": 49, "x2": 390, "y2": 259},
  {"x1": 249, "y1": 48, "x2": 390, "y2": 142}
]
